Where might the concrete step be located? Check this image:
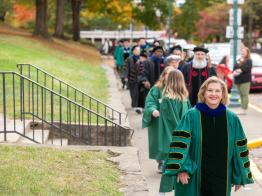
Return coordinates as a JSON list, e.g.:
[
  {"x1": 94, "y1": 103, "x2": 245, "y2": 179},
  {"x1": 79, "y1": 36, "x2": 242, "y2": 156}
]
[
  {"x1": 0, "y1": 115, "x2": 31, "y2": 143},
  {"x1": 17, "y1": 129, "x2": 50, "y2": 144},
  {"x1": 0, "y1": 133, "x2": 20, "y2": 143},
  {"x1": 46, "y1": 138, "x2": 68, "y2": 146}
]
